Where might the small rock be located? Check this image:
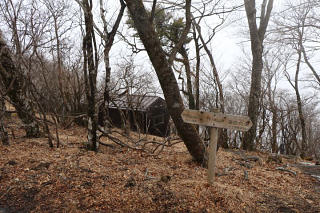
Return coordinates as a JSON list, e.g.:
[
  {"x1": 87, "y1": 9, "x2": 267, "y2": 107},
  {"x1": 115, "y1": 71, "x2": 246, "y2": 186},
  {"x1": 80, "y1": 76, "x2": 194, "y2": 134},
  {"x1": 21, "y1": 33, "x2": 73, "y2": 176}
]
[
  {"x1": 246, "y1": 156, "x2": 261, "y2": 162},
  {"x1": 267, "y1": 155, "x2": 282, "y2": 164},
  {"x1": 314, "y1": 186, "x2": 320, "y2": 193},
  {"x1": 41, "y1": 180, "x2": 54, "y2": 186},
  {"x1": 276, "y1": 167, "x2": 297, "y2": 176},
  {"x1": 276, "y1": 206, "x2": 297, "y2": 213},
  {"x1": 216, "y1": 172, "x2": 228, "y2": 177},
  {"x1": 81, "y1": 181, "x2": 93, "y2": 188},
  {"x1": 240, "y1": 162, "x2": 253, "y2": 169},
  {"x1": 59, "y1": 173, "x2": 67, "y2": 180},
  {"x1": 247, "y1": 156, "x2": 263, "y2": 165},
  {"x1": 160, "y1": 175, "x2": 171, "y2": 183},
  {"x1": 100, "y1": 175, "x2": 109, "y2": 181},
  {"x1": 243, "y1": 170, "x2": 249, "y2": 181},
  {"x1": 305, "y1": 199, "x2": 314, "y2": 204},
  {"x1": 80, "y1": 167, "x2": 94, "y2": 173},
  {"x1": 304, "y1": 156, "x2": 313, "y2": 161},
  {"x1": 0, "y1": 207, "x2": 10, "y2": 213},
  {"x1": 125, "y1": 177, "x2": 136, "y2": 188},
  {"x1": 7, "y1": 160, "x2": 17, "y2": 166},
  {"x1": 200, "y1": 207, "x2": 208, "y2": 213},
  {"x1": 31, "y1": 162, "x2": 51, "y2": 171}
]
